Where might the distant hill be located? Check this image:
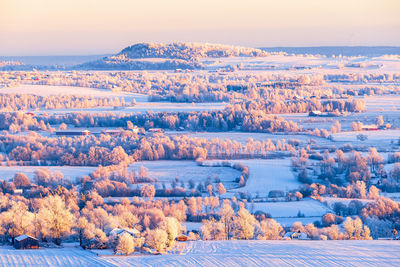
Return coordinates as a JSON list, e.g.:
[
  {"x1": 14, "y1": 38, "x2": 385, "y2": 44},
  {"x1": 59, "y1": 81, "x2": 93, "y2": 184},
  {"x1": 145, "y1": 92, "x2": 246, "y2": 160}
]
[
  {"x1": 77, "y1": 42, "x2": 269, "y2": 70},
  {"x1": 119, "y1": 43, "x2": 268, "y2": 60}
]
